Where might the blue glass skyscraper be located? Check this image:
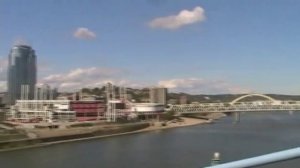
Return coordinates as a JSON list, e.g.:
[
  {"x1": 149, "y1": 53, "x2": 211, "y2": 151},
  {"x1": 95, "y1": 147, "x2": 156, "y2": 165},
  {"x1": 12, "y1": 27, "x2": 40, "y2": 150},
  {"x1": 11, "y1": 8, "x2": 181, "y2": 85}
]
[{"x1": 7, "y1": 45, "x2": 36, "y2": 104}]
